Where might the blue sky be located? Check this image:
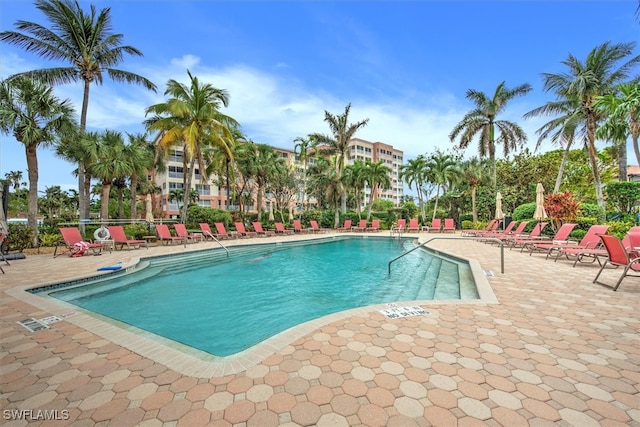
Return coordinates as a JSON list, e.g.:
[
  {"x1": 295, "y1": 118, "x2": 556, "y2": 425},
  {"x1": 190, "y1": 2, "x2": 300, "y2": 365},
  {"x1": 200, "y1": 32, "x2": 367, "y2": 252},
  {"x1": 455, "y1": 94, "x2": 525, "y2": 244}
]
[{"x1": 1, "y1": 0, "x2": 638, "y2": 193}]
